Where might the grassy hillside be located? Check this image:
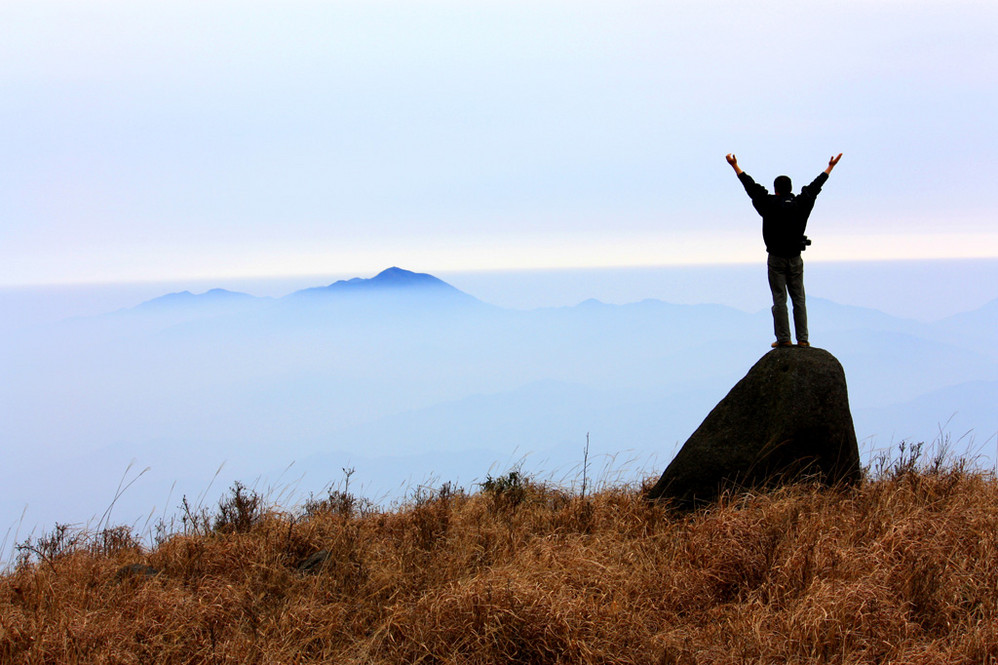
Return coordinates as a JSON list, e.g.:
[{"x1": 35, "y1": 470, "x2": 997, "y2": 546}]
[{"x1": 2, "y1": 455, "x2": 997, "y2": 664}]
